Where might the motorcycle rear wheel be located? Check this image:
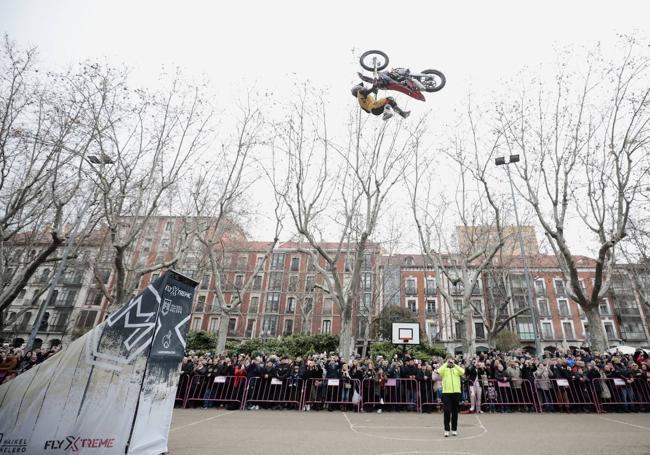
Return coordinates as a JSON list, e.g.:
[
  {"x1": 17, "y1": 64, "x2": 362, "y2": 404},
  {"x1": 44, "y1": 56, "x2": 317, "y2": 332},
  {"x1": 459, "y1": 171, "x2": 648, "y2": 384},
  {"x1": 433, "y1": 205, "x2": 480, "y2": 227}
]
[
  {"x1": 360, "y1": 50, "x2": 389, "y2": 72},
  {"x1": 420, "y1": 69, "x2": 446, "y2": 92}
]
